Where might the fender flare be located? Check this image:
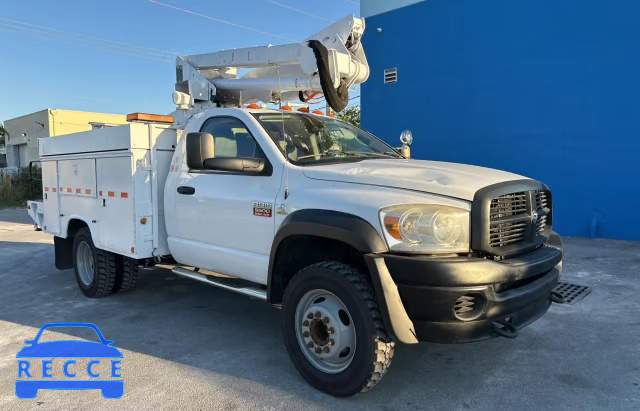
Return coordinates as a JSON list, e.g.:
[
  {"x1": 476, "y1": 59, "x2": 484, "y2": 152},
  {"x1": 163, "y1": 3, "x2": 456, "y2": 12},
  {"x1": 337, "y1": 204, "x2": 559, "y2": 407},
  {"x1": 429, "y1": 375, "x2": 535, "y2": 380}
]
[
  {"x1": 268, "y1": 209, "x2": 418, "y2": 344},
  {"x1": 55, "y1": 216, "x2": 94, "y2": 270}
]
